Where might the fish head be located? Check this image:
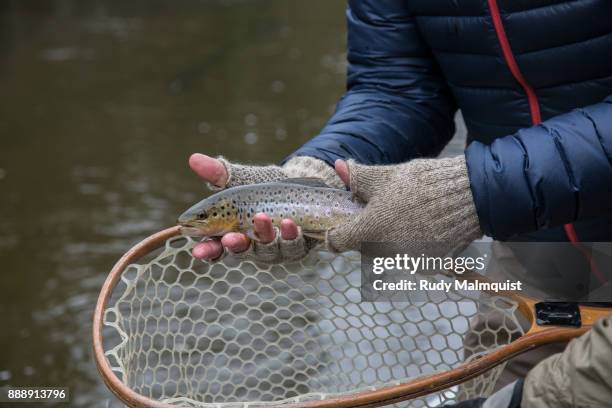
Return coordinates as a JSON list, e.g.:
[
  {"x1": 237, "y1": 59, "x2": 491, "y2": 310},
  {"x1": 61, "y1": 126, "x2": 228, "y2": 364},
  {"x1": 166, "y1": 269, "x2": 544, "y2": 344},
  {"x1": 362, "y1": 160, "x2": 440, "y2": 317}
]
[{"x1": 177, "y1": 196, "x2": 239, "y2": 237}]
